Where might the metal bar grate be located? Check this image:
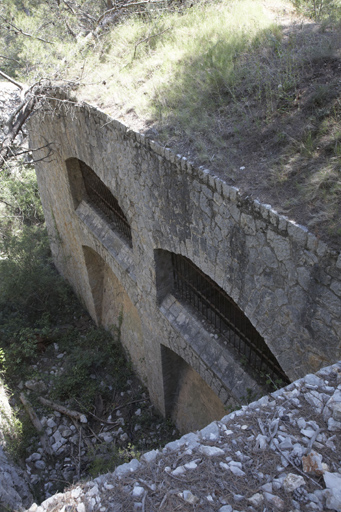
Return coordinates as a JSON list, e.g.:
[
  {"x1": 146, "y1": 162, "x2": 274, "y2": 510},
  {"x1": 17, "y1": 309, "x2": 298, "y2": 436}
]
[
  {"x1": 80, "y1": 163, "x2": 132, "y2": 246},
  {"x1": 171, "y1": 253, "x2": 289, "y2": 385}
]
